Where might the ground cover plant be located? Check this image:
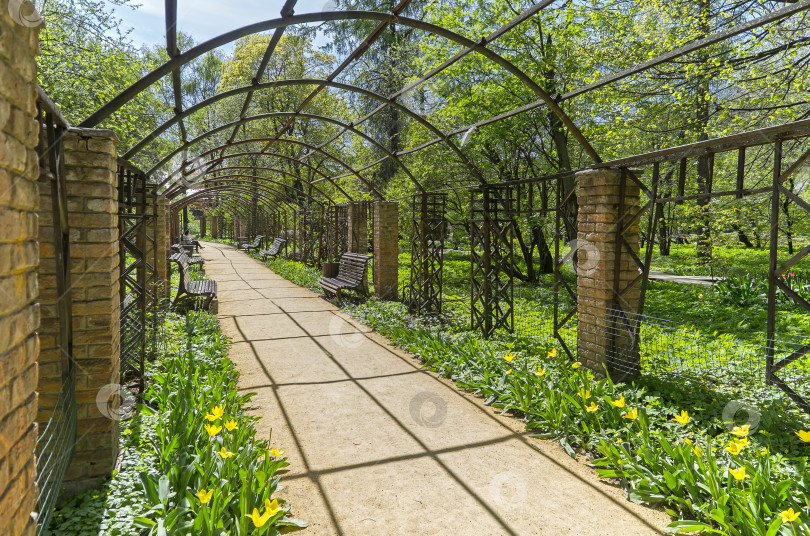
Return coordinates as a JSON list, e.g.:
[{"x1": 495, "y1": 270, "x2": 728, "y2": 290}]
[
  {"x1": 49, "y1": 312, "x2": 302, "y2": 536},
  {"x1": 255, "y1": 250, "x2": 810, "y2": 535}
]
